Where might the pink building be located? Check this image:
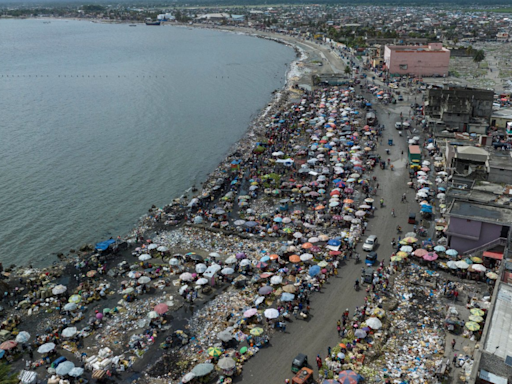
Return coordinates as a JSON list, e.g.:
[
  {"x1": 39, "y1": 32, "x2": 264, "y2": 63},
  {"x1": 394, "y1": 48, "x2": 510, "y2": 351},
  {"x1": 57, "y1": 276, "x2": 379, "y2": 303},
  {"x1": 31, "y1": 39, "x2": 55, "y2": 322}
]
[{"x1": 383, "y1": 43, "x2": 450, "y2": 77}]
